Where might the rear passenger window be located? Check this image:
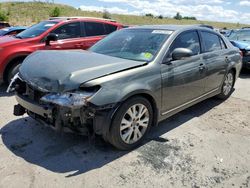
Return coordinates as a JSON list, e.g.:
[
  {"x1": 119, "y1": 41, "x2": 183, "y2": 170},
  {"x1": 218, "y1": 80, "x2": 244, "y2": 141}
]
[
  {"x1": 201, "y1": 32, "x2": 222, "y2": 52},
  {"x1": 84, "y1": 22, "x2": 105, "y2": 36},
  {"x1": 104, "y1": 24, "x2": 117, "y2": 34},
  {"x1": 170, "y1": 31, "x2": 201, "y2": 56}
]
